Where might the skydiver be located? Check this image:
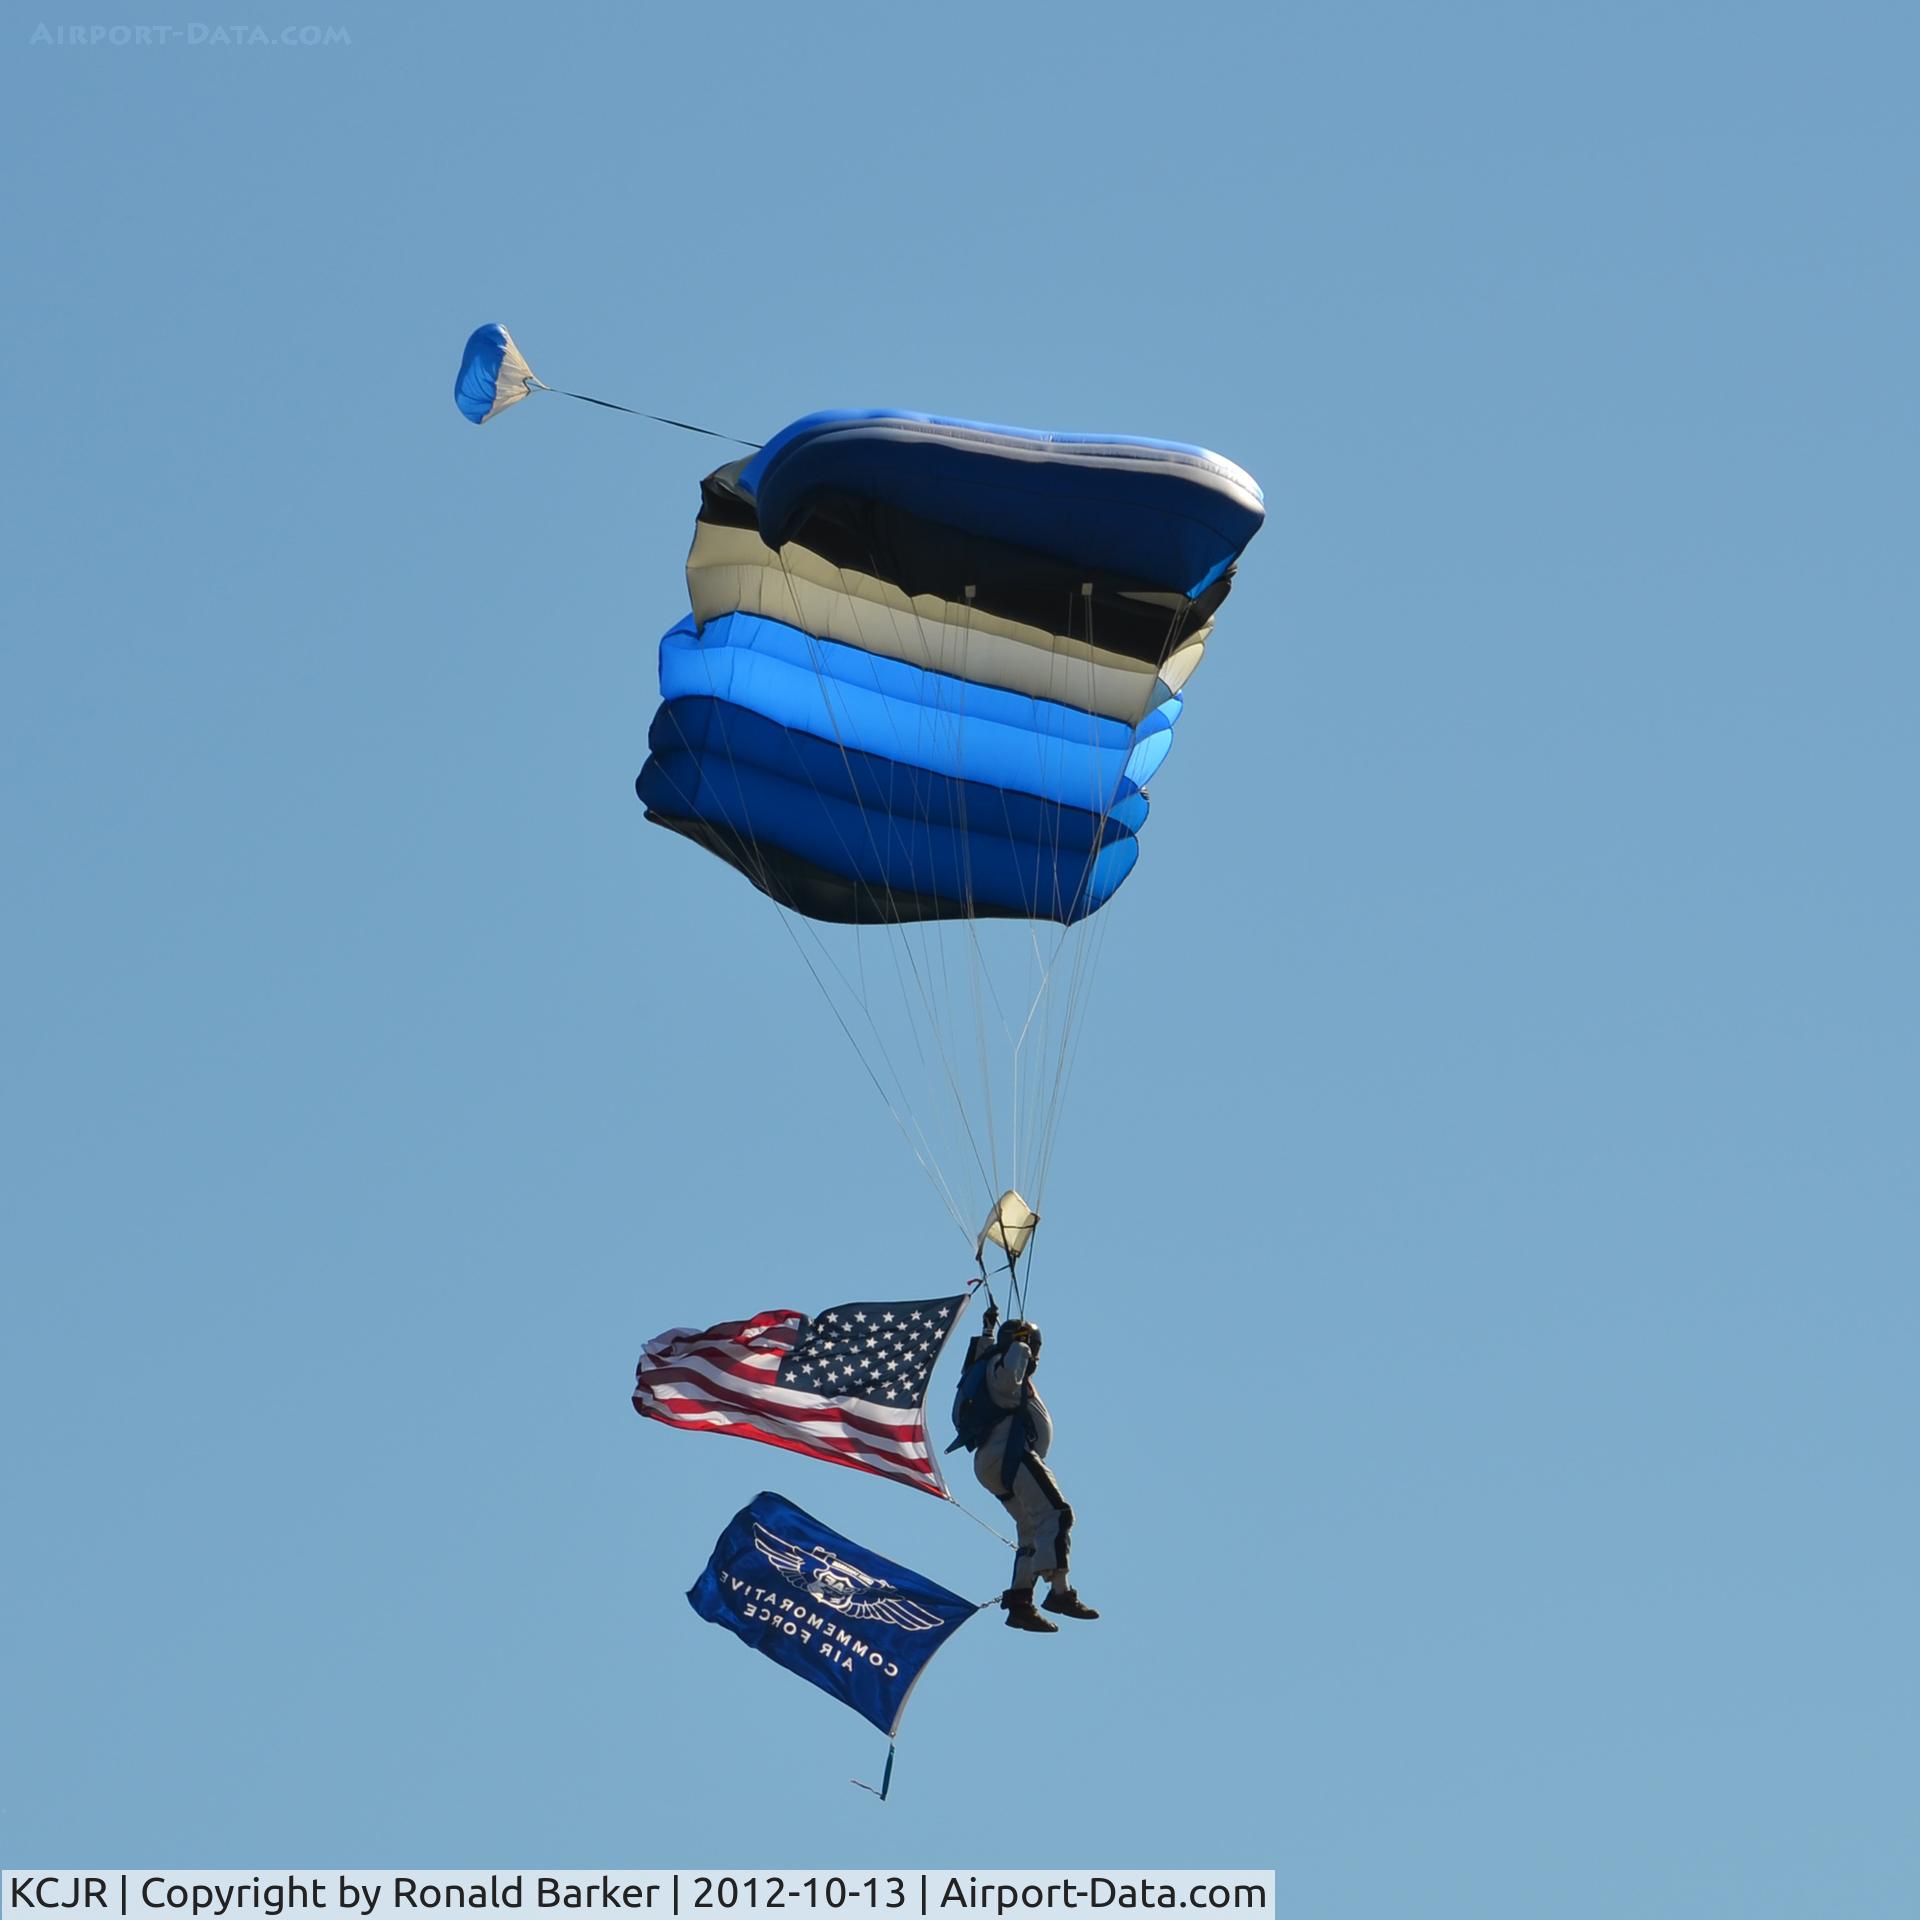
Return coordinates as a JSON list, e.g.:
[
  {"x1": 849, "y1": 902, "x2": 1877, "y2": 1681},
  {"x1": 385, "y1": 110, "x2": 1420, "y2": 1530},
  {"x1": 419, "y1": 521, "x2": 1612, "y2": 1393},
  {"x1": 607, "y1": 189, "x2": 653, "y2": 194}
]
[{"x1": 957, "y1": 1307, "x2": 1099, "y2": 1632}]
